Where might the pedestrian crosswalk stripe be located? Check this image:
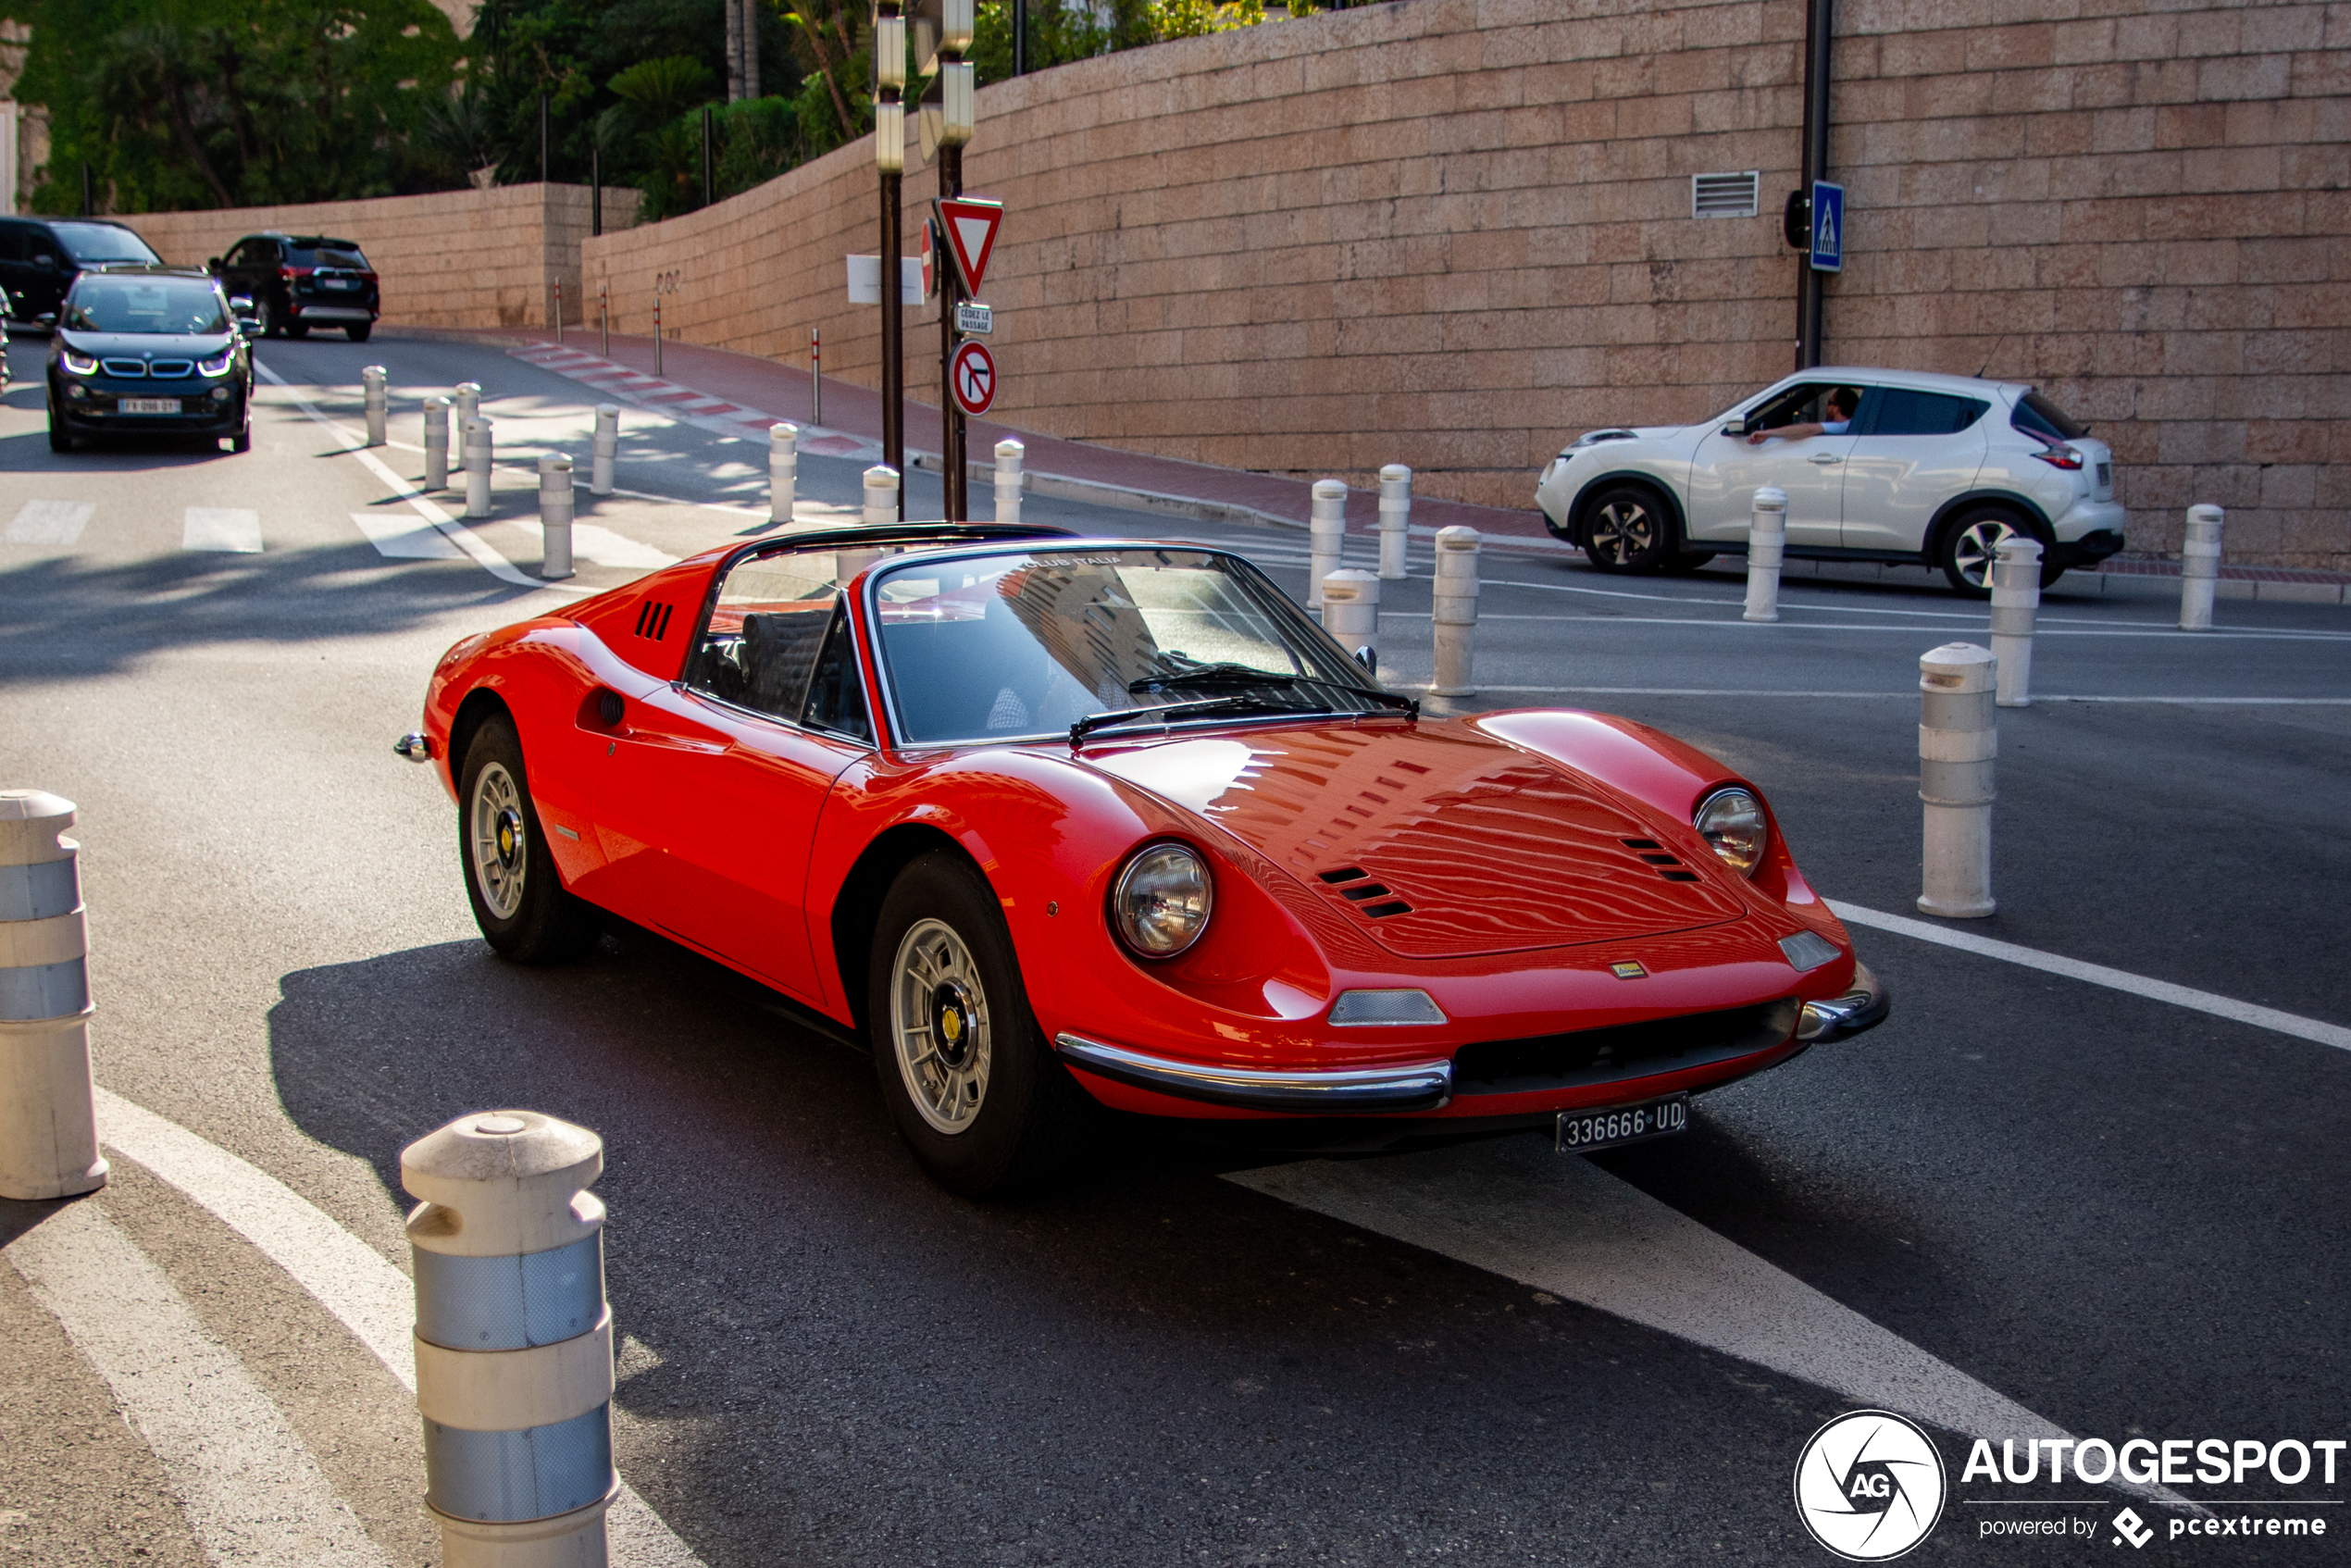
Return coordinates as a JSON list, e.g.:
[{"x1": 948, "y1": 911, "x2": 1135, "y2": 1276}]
[
  {"x1": 183, "y1": 507, "x2": 262, "y2": 553},
  {"x1": 4, "y1": 499, "x2": 93, "y2": 545},
  {"x1": 351, "y1": 511, "x2": 461, "y2": 559},
  {"x1": 499, "y1": 519, "x2": 678, "y2": 569}
]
